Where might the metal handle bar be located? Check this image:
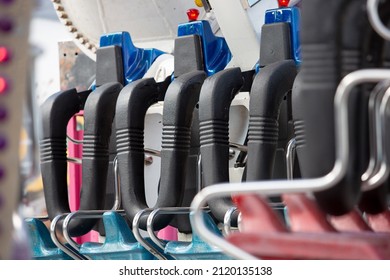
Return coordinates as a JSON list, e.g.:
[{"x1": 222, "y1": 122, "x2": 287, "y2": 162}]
[
  {"x1": 62, "y1": 210, "x2": 125, "y2": 258},
  {"x1": 367, "y1": 0, "x2": 390, "y2": 41},
  {"x1": 286, "y1": 84, "x2": 390, "y2": 189},
  {"x1": 222, "y1": 207, "x2": 244, "y2": 236},
  {"x1": 361, "y1": 85, "x2": 390, "y2": 191},
  {"x1": 132, "y1": 209, "x2": 168, "y2": 260},
  {"x1": 67, "y1": 135, "x2": 83, "y2": 144},
  {"x1": 146, "y1": 207, "x2": 210, "y2": 252},
  {"x1": 49, "y1": 213, "x2": 88, "y2": 260},
  {"x1": 67, "y1": 157, "x2": 82, "y2": 164},
  {"x1": 133, "y1": 207, "x2": 211, "y2": 260},
  {"x1": 229, "y1": 142, "x2": 248, "y2": 153},
  {"x1": 286, "y1": 138, "x2": 296, "y2": 181},
  {"x1": 361, "y1": 82, "x2": 387, "y2": 182},
  {"x1": 223, "y1": 138, "x2": 297, "y2": 235},
  {"x1": 112, "y1": 156, "x2": 121, "y2": 211},
  {"x1": 223, "y1": 207, "x2": 238, "y2": 236}
]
